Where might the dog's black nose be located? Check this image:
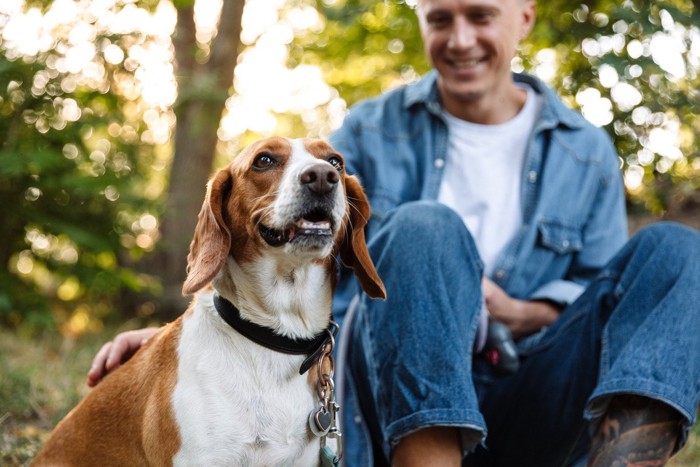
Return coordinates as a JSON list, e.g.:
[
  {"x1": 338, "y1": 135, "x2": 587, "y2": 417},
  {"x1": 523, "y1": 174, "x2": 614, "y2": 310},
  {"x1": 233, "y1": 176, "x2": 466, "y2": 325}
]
[{"x1": 300, "y1": 164, "x2": 339, "y2": 195}]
